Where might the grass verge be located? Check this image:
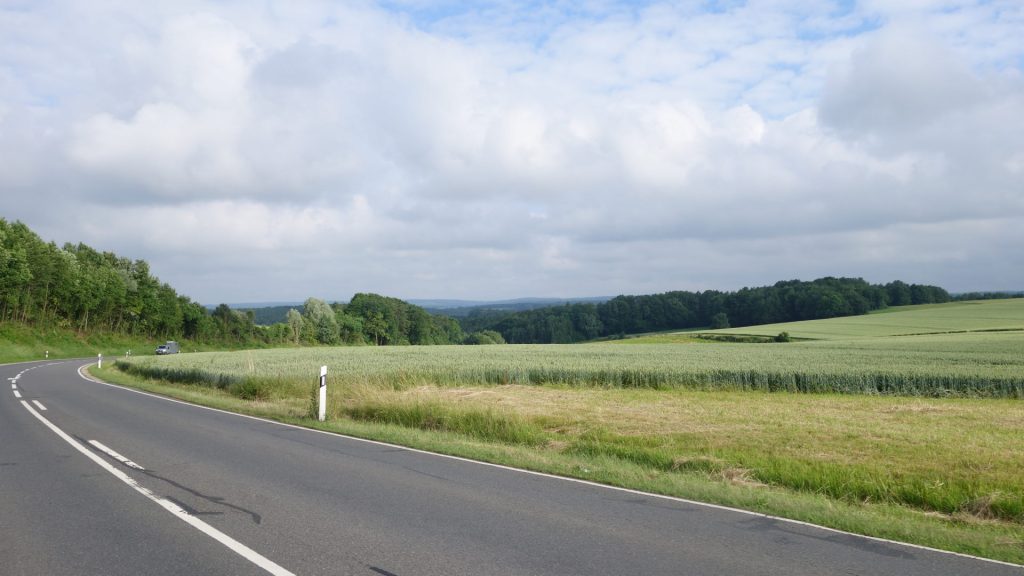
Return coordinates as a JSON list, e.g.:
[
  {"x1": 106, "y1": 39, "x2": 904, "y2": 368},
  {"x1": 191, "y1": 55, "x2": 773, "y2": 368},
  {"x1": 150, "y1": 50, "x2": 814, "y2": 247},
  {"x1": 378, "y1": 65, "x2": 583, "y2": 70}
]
[
  {"x1": 0, "y1": 321, "x2": 306, "y2": 365},
  {"x1": 0, "y1": 322, "x2": 154, "y2": 364},
  {"x1": 91, "y1": 362, "x2": 1024, "y2": 564}
]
